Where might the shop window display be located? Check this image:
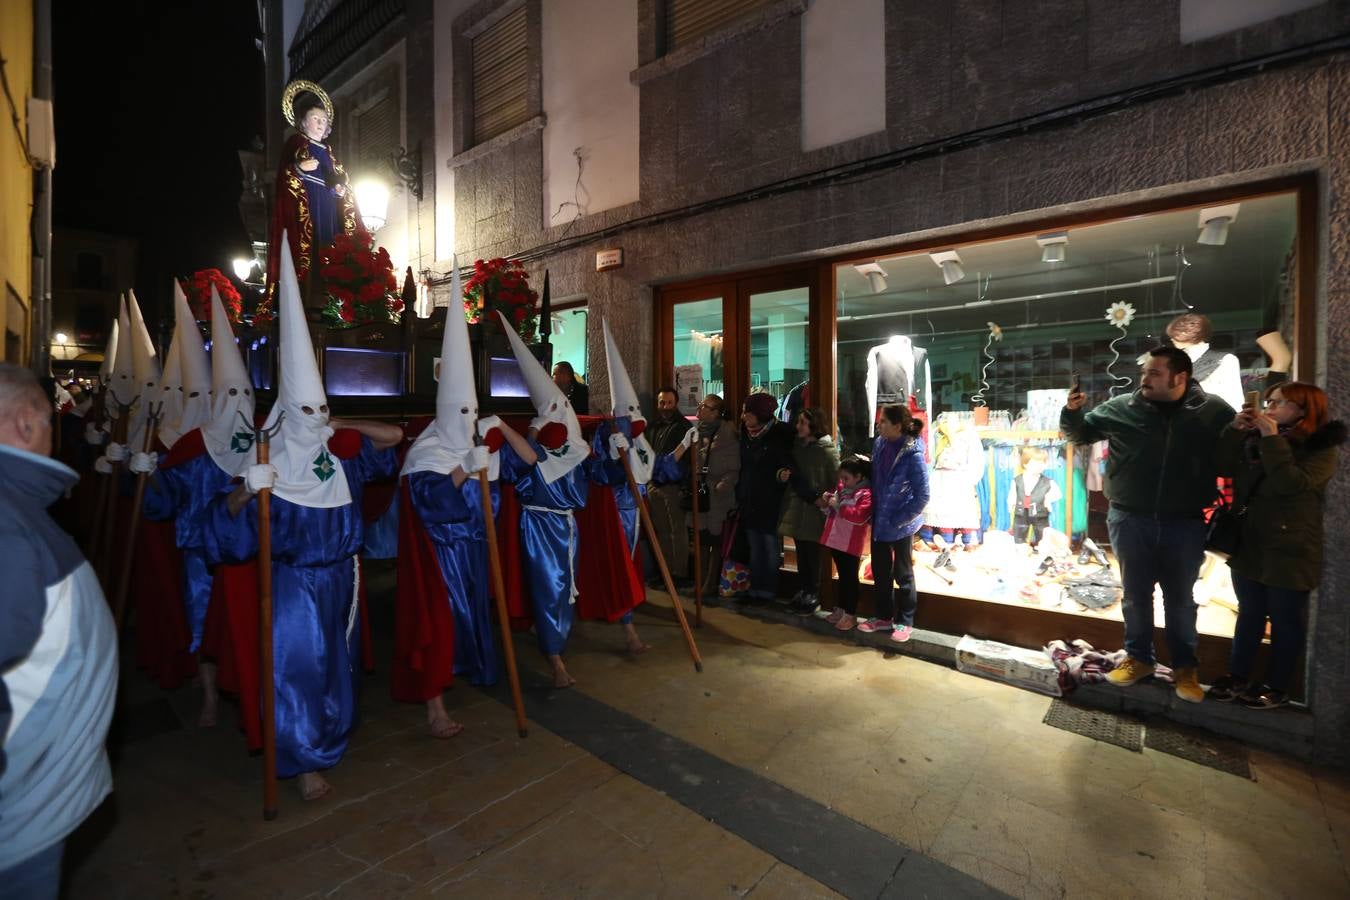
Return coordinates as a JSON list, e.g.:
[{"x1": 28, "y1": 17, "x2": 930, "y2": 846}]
[{"x1": 834, "y1": 192, "x2": 1300, "y2": 638}]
